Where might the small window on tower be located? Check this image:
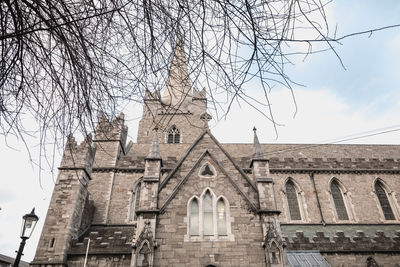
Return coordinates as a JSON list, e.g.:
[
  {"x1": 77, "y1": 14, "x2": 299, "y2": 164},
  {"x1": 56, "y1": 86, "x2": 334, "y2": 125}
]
[{"x1": 167, "y1": 125, "x2": 180, "y2": 143}]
